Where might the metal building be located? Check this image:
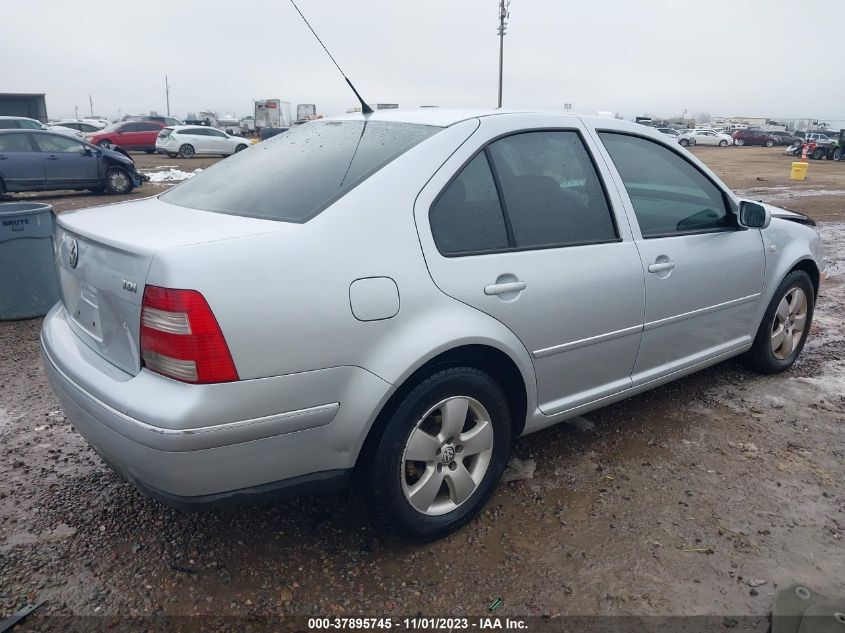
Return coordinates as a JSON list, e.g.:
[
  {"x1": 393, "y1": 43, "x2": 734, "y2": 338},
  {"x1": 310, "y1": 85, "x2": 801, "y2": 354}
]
[{"x1": 0, "y1": 93, "x2": 48, "y2": 122}]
